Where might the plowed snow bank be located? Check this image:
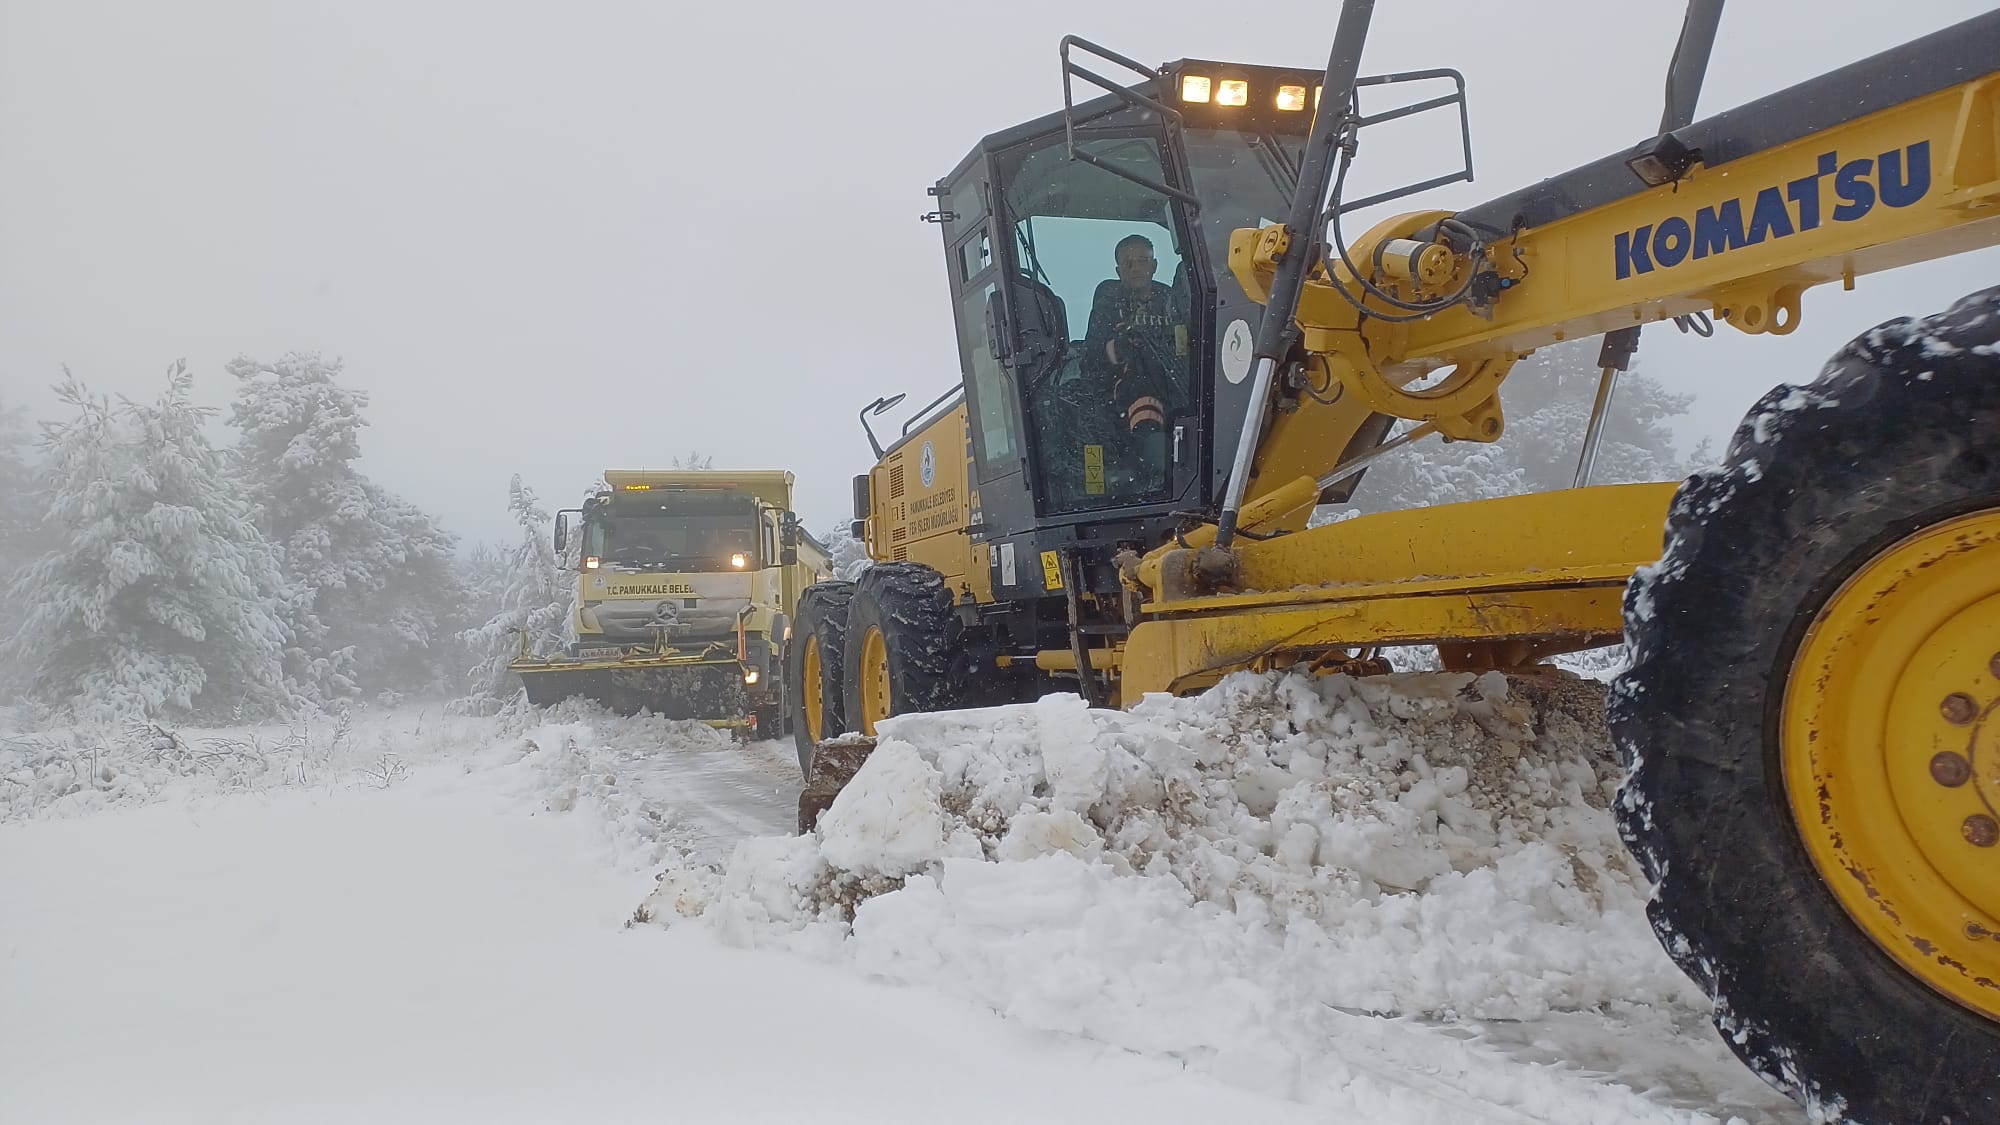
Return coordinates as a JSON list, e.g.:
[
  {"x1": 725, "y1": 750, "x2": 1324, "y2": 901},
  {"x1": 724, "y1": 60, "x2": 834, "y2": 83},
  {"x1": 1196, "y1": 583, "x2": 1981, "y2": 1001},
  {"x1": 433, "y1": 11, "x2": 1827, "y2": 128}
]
[{"x1": 646, "y1": 671, "x2": 1749, "y2": 1123}]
